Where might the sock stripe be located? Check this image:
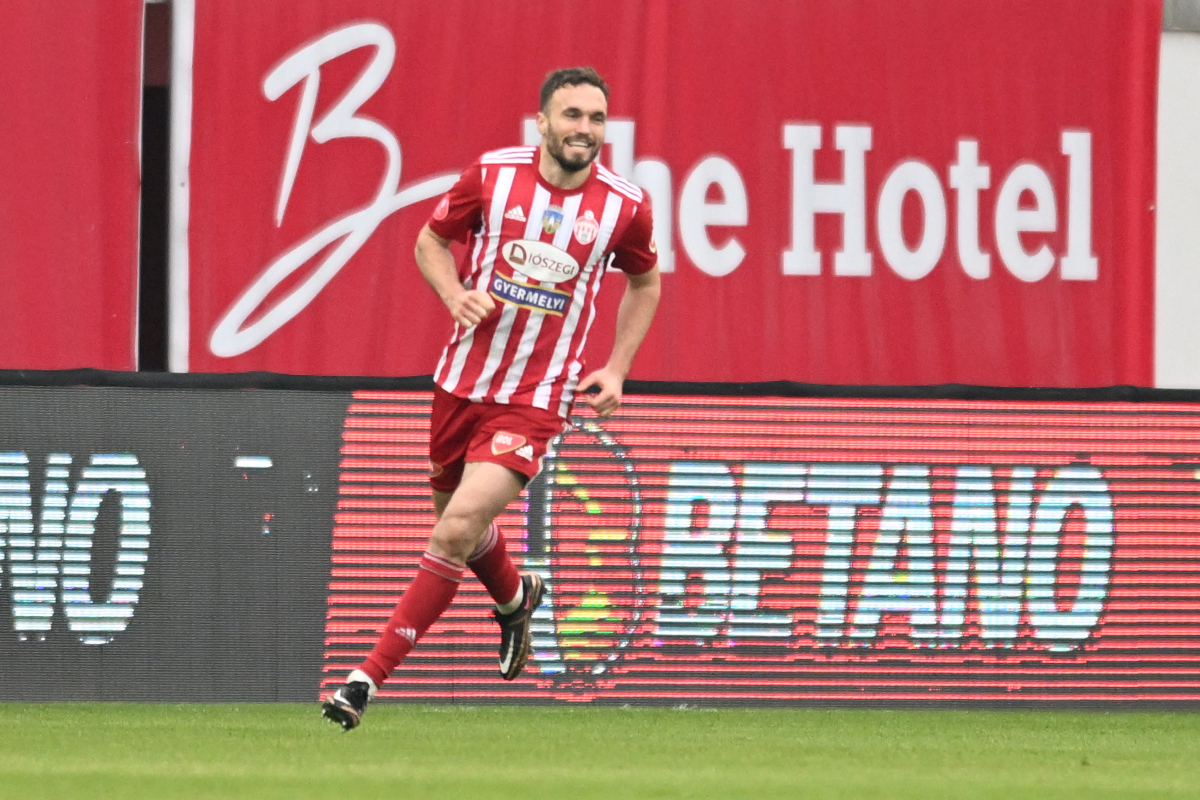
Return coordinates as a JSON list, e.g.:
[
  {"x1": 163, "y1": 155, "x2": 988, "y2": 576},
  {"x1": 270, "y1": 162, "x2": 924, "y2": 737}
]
[
  {"x1": 420, "y1": 551, "x2": 465, "y2": 582},
  {"x1": 467, "y1": 522, "x2": 500, "y2": 562}
]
